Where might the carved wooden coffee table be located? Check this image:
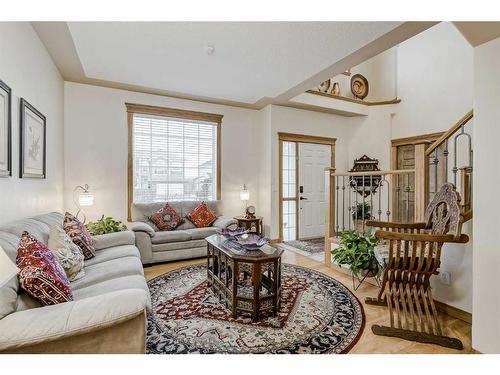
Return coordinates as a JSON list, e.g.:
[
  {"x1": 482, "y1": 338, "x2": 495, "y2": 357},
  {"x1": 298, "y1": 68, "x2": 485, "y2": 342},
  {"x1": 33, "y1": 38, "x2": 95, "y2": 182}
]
[{"x1": 206, "y1": 234, "x2": 283, "y2": 322}]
